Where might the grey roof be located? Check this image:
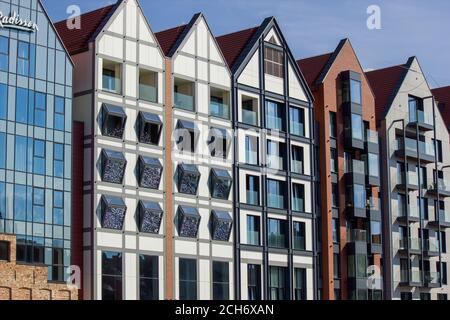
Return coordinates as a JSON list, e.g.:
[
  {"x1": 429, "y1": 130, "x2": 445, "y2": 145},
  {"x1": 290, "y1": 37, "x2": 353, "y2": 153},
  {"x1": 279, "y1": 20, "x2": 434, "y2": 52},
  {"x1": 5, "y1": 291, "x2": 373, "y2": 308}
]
[
  {"x1": 140, "y1": 111, "x2": 162, "y2": 124},
  {"x1": 102, "y1": 195, "x2": 126, "y2": 207},
  {"x1": 103, "y1": 103, "x2": 127, "y2": 118}
]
